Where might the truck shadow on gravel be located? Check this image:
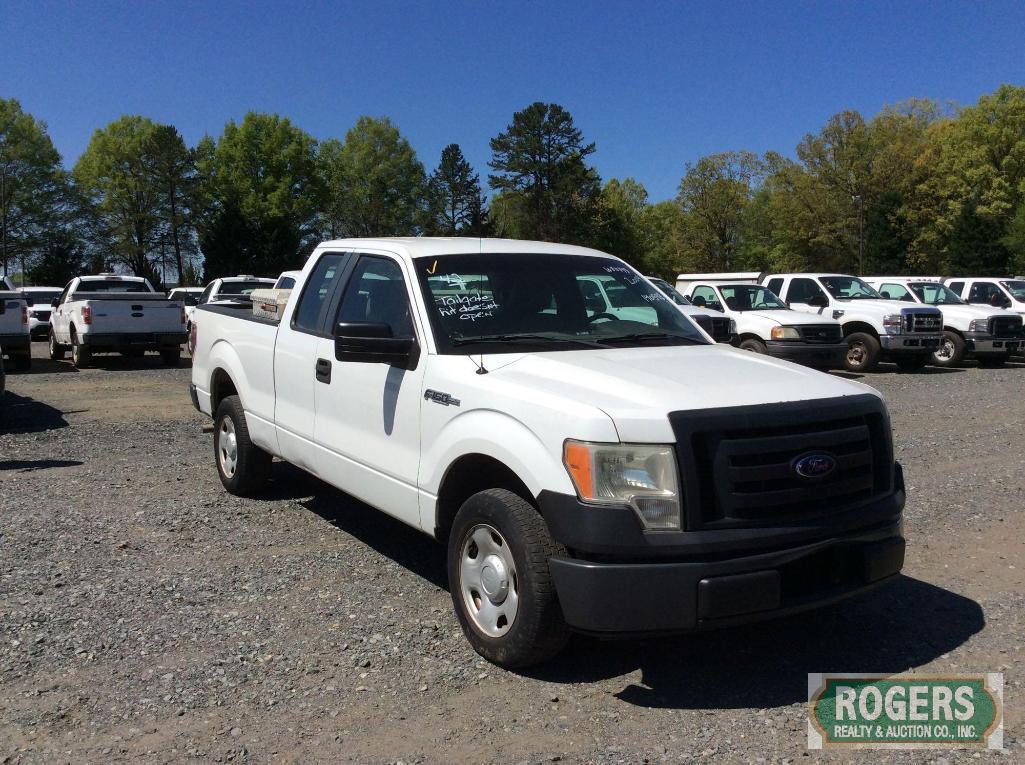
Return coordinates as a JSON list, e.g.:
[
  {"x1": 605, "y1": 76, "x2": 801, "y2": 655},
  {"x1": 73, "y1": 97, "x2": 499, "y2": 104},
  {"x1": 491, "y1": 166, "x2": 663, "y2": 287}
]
[
  {"x1": 0, "y1": 392, "x2": 69, "y2": 432},
  {"x1": 530, "y1": 575, "x2": 984, "y2": 710}
]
